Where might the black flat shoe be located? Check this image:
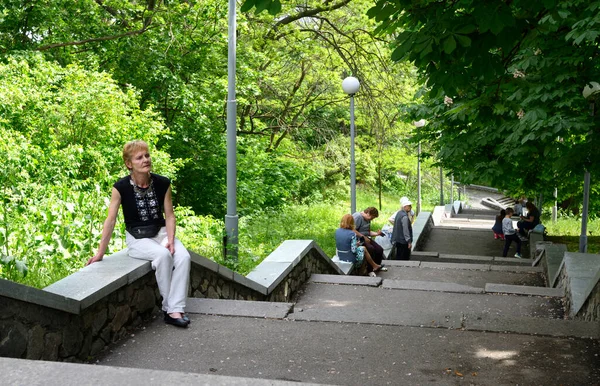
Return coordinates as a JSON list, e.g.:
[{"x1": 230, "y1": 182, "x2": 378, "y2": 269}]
[
  {"x1": 164, "y1": 311, "x2": 190, "y2": 325},
  {"x1": 164, "y1": 314, "x2": 188, "y2": 328}
]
